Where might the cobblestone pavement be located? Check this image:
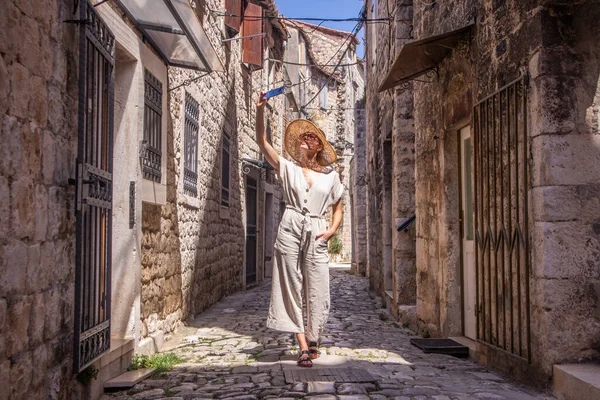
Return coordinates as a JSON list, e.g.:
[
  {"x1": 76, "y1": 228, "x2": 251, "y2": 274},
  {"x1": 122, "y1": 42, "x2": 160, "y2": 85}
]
[{"x1": 104, "y1": 267, "x2": 554, "y2": 400}]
